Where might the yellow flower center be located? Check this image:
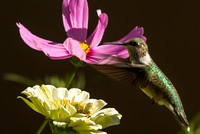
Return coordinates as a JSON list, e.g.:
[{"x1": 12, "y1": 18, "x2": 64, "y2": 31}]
[
  {"x1": 63, "y1": 99, "x2": 93, "y2": 116},
  {"x1": 86, "y1": 106, "x2": 93, "y2": 116},
  {"x1": 79, "y1": 41, "x2": 90, "y2": 54}
]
